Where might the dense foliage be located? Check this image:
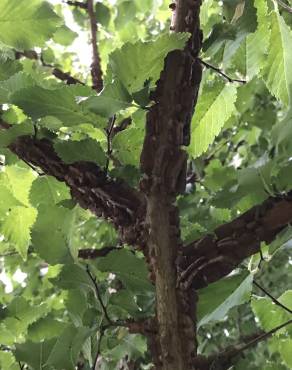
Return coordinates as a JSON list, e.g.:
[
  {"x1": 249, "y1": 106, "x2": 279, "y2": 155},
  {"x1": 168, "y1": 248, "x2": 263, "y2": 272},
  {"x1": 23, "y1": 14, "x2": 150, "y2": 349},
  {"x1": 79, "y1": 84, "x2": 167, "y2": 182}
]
[{"x1": 0, "y1": 0, "x2": 292, "y2": 369}]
